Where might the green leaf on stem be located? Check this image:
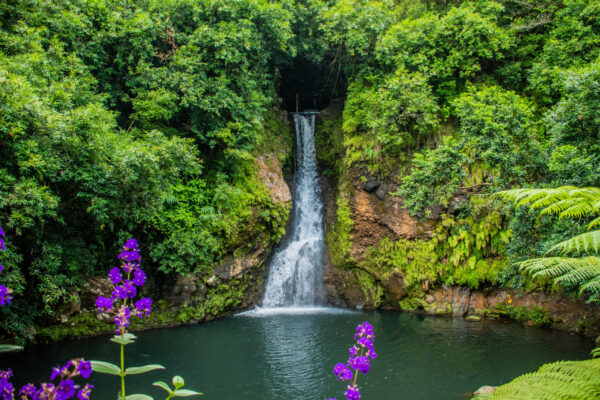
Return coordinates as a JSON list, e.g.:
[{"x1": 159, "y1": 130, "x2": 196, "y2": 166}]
[
  {"x1": 111, "y1": 333, "x2": 137, "y2": 346},
  {"x1": 125, "y1": 394, "x2": 153, "y2": 400},
  {"x1": 173, "y1": 390, "x2": 202, "y2": 397},
  {"x1": 126, "y1": 365, "x2": 166, "y2": 375},
  {"x1": 152, "y1": 381, "x2": 173, "y2": 395},
  {"x1": 172, "y1": 376, "x2": 184, "y2": 389},
  {"x1": 90, "y1": 360, "x2": 122, "y2": 376},
  {"x1": 0, "y1": 345, "x2": 23, "y2": 353}
]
